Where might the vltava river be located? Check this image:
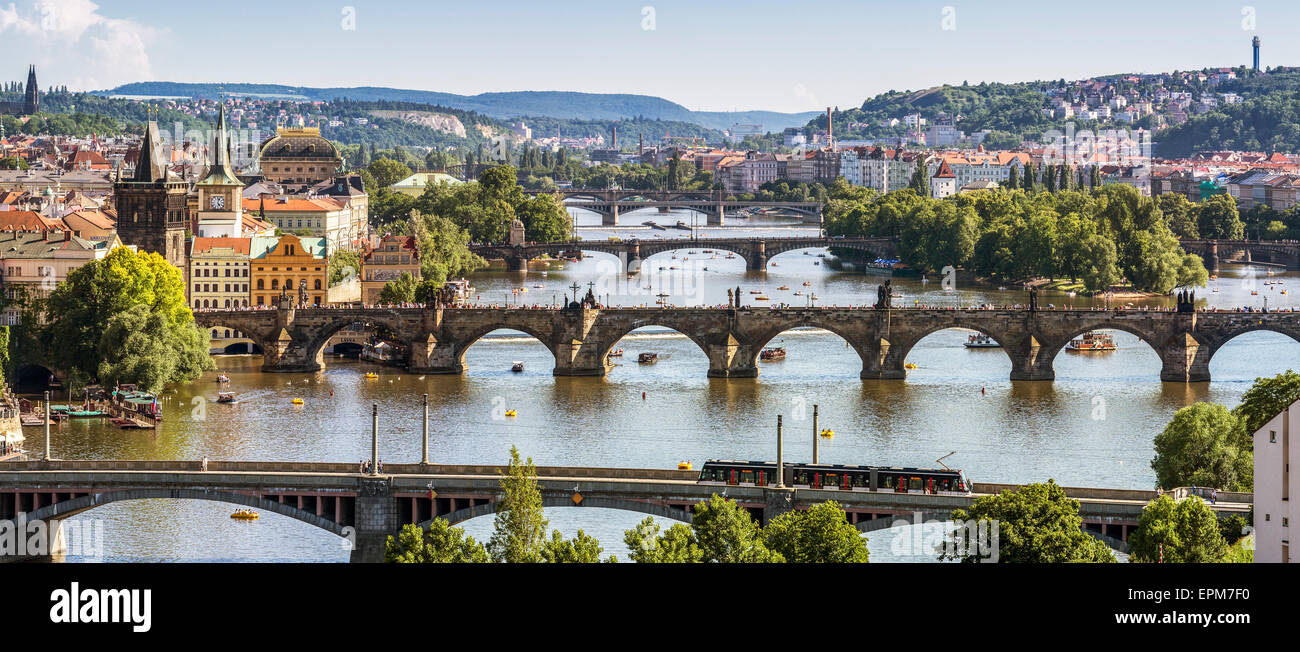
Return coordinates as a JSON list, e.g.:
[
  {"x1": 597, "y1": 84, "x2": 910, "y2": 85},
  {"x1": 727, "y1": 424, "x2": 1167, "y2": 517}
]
[{"x1": 34, "y1": 210, "x2": 1300, "y2": 561}]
